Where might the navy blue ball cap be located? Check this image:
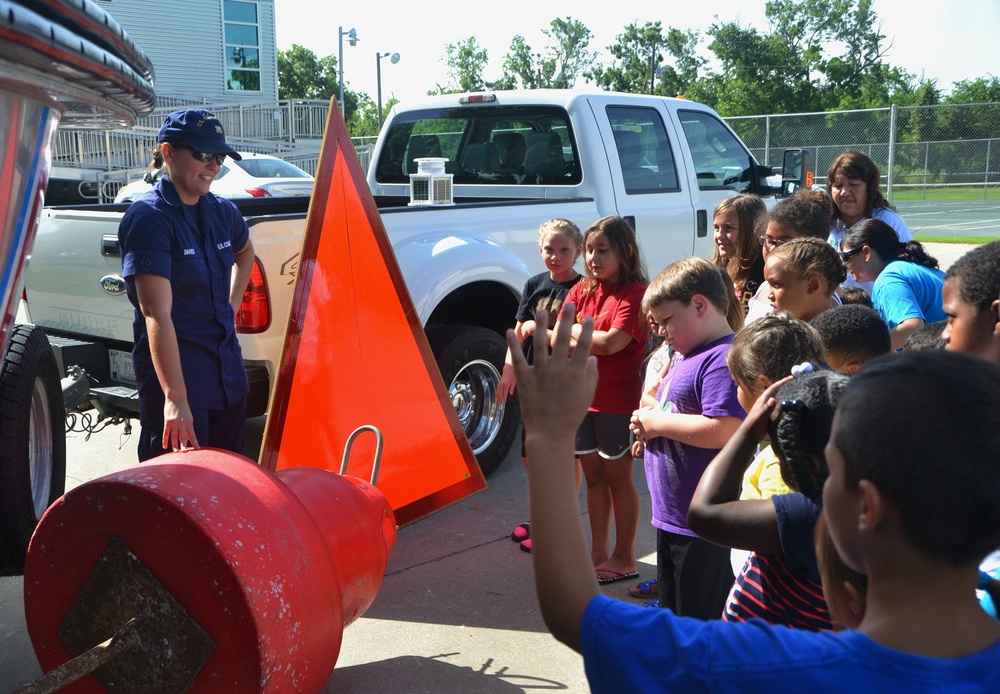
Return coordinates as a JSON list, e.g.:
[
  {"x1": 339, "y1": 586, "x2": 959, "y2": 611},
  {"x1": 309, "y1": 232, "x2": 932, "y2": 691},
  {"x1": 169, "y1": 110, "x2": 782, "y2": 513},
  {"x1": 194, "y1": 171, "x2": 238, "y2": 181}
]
[{"x1": 157, "y1": 109, "x2": 242, "y2": 161}]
